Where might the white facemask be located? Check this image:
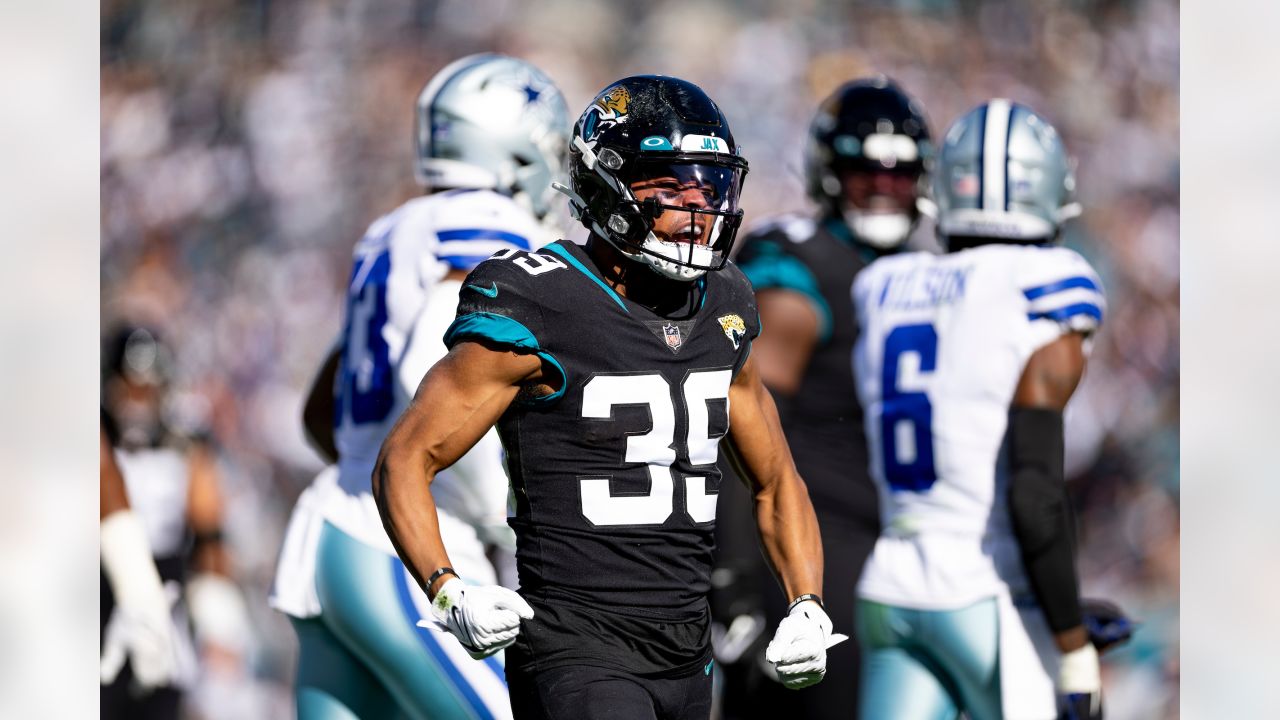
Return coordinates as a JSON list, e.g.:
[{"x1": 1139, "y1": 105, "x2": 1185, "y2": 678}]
[
  {"x1": 843, "y1": 209, "x2": 912, "y2": 250},
  {"x1": 634, "y1": 233, "x2": 714, "y2": 281}
]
